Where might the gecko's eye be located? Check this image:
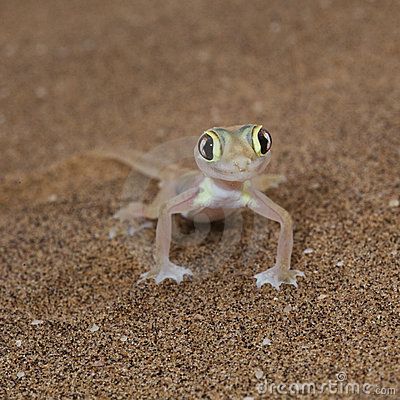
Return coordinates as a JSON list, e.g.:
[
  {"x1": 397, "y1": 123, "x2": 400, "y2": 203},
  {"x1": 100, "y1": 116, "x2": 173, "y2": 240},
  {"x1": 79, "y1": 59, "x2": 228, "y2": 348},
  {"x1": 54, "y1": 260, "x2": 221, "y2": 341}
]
[
  {"x1": 198, "y1": 131, "x2": 221, "y2": 161},
  {"x1": 252, "y1": 126, "x2": 272, "y2": 156}
]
